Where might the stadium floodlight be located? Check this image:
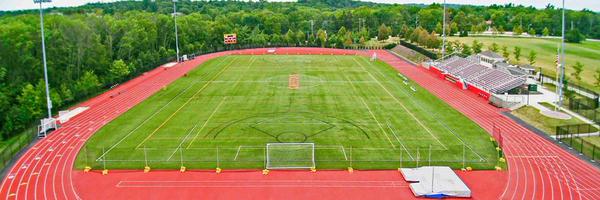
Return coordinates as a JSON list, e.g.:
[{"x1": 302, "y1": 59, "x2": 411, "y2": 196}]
[
  {"x1": 441, "y1": 0, "x2": 446, "y2": 59},
  {"x1": 34, "y1": 0, "x2": 53, "y2": 119},
  {"x1": 172, "y1": 0, "x2": 181, "y2": 62},
  {"x1": 557, "y1": 0, "x2": 566, "y2": 108}
]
